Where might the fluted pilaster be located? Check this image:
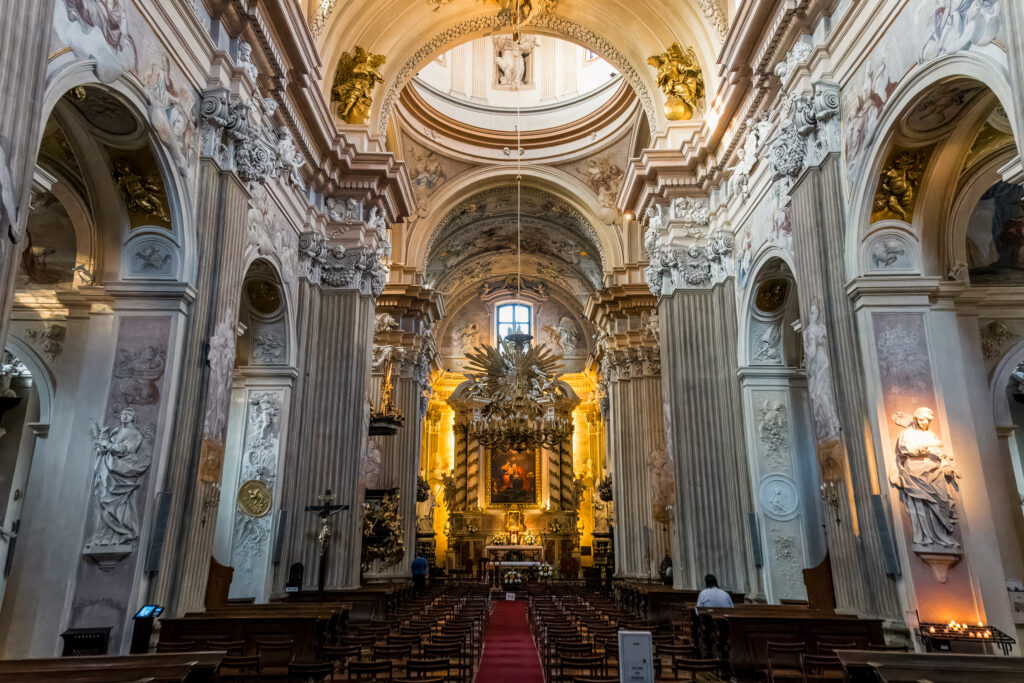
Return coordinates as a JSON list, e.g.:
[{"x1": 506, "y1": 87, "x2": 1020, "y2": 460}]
[
  {"x1": 0, "y1": 0, "x2": 55, "y2": 349},
  {"x1": 660, "y1": 283, "x2": 757, "y2": 592},
  {"x1": 605, "y1": 357, "x2": 667, "y2": 578},
  {"x1": 155, "y1": 162, "x2": 249, "y2": 614},
  {"x1": 277, "y1": 286, "x2": 375, "y2": 590},
  {"x1": 789, "y1": 153, "x2": 901, "y2": 619}
]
